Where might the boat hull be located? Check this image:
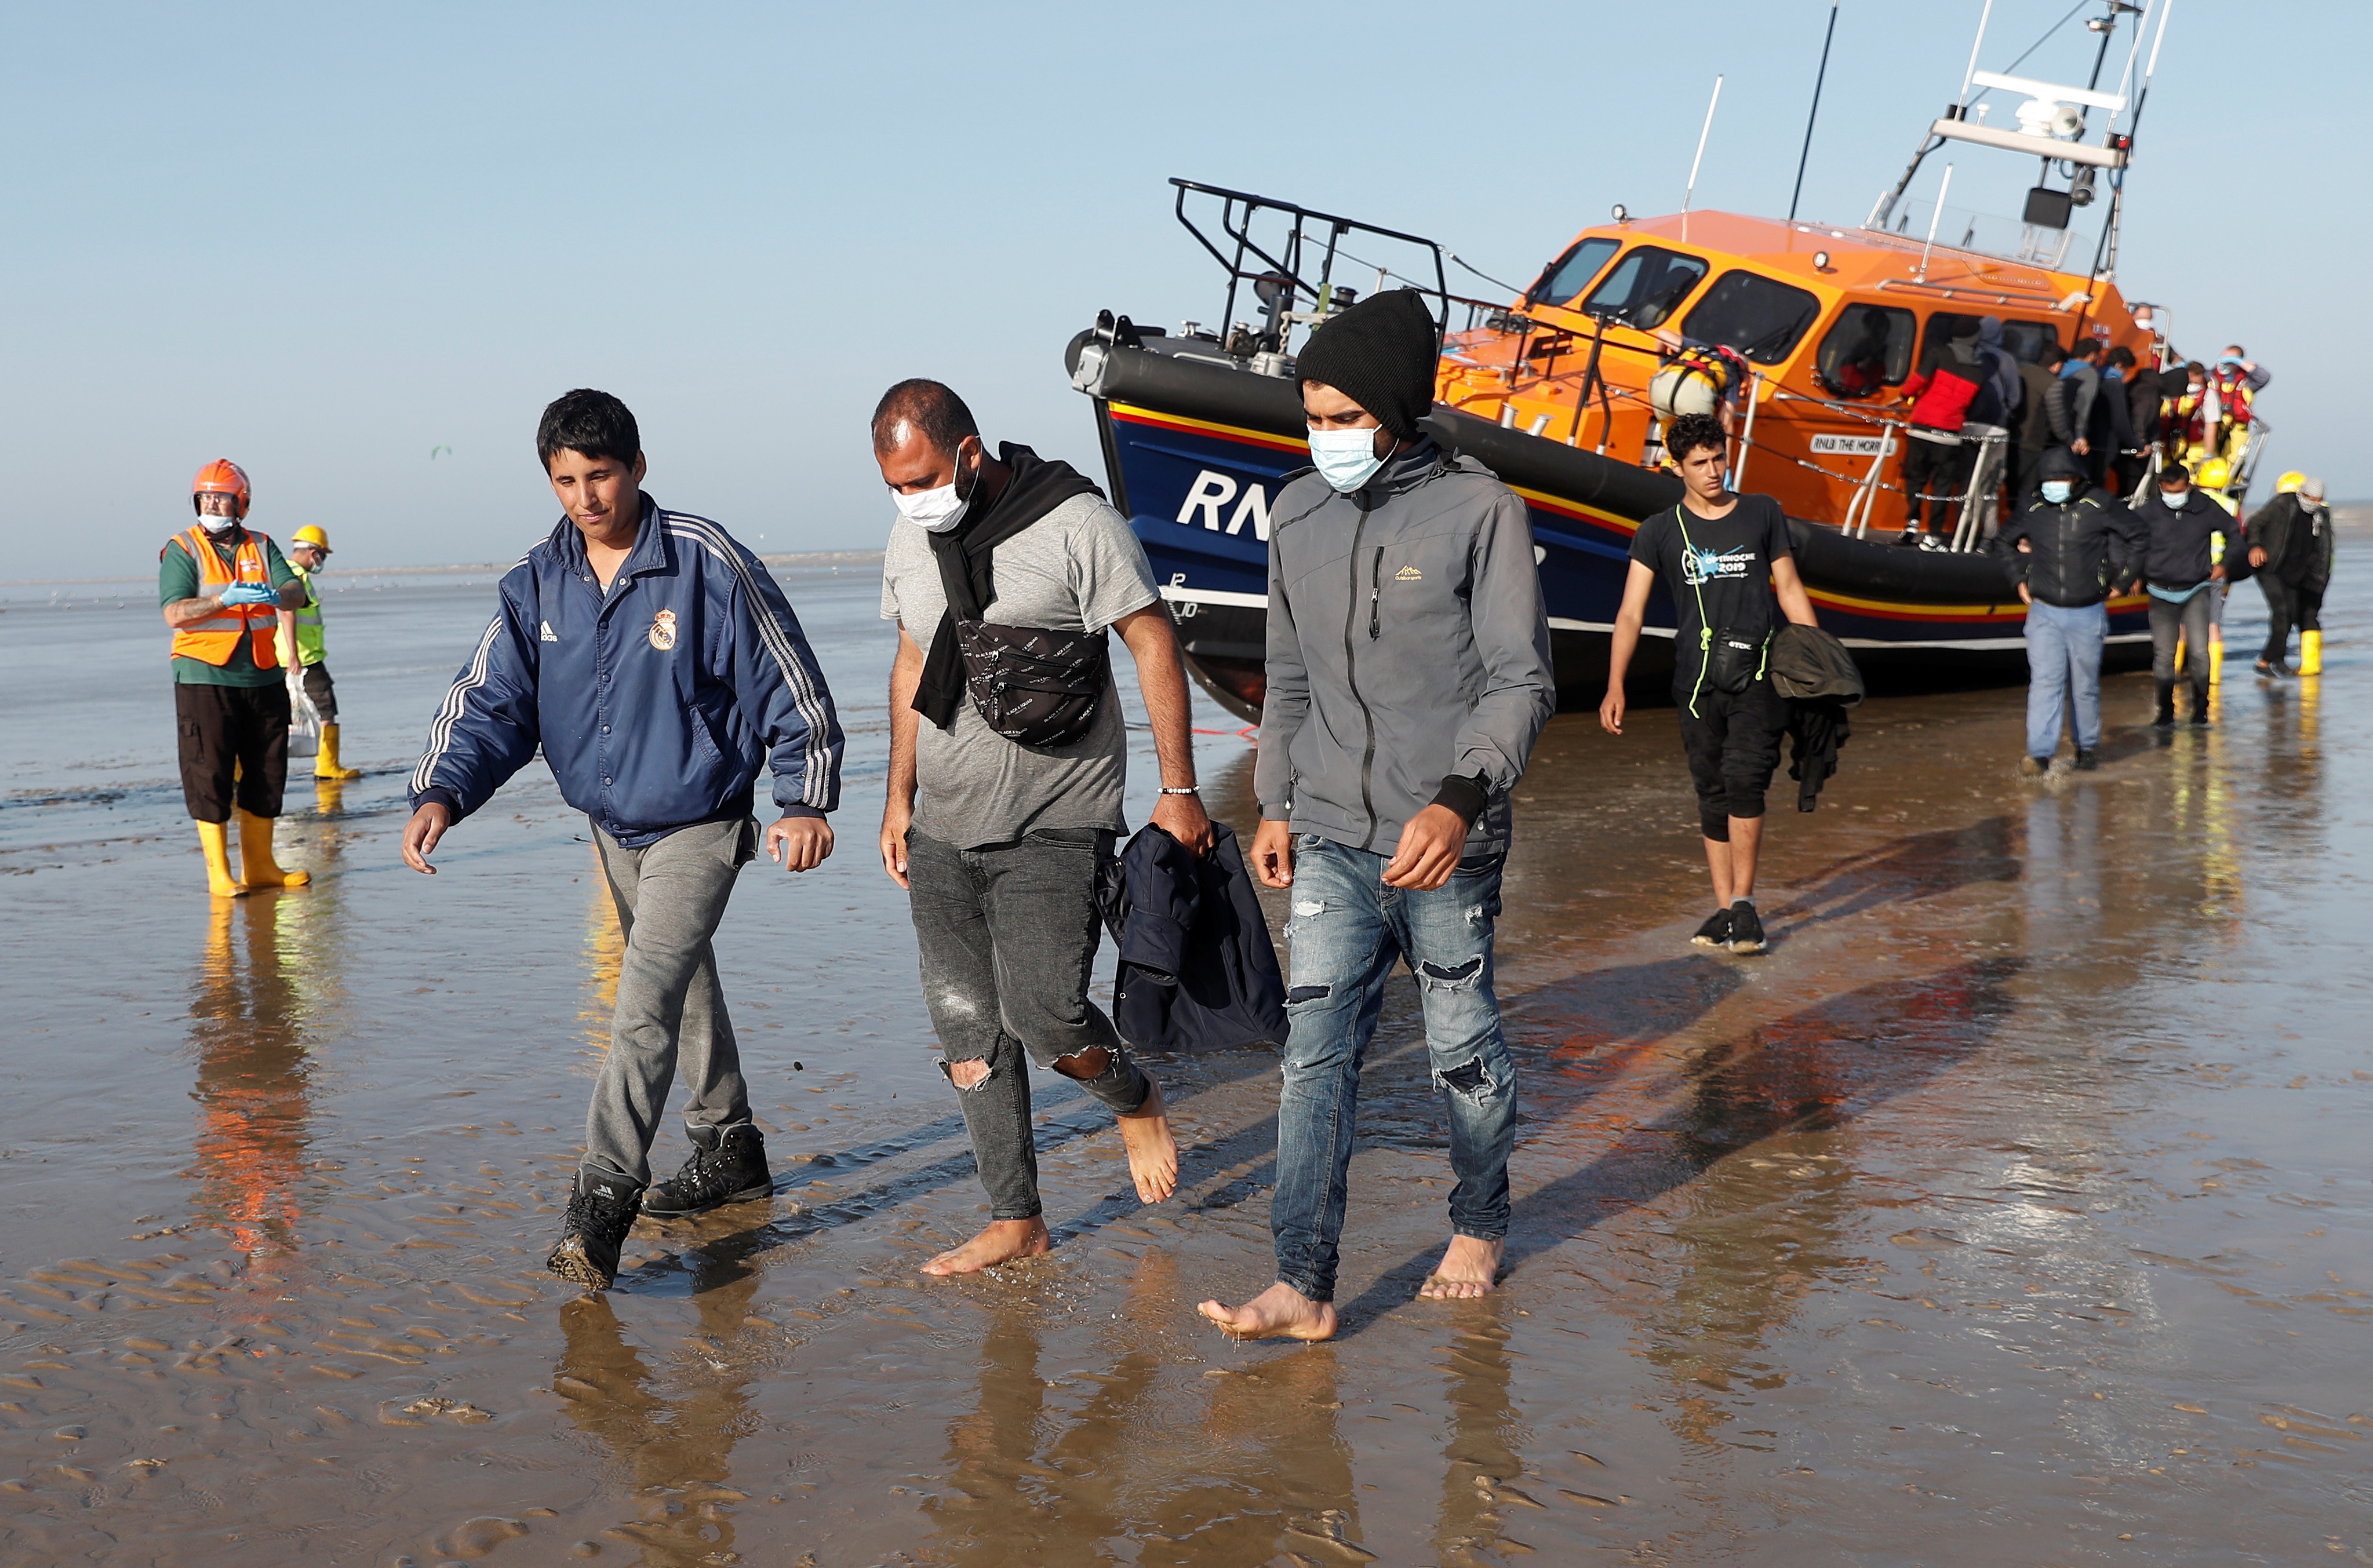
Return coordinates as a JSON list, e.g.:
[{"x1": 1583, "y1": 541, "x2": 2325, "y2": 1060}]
[{"x1": 1067, "y1": 333, "x2": 2149, "y2": 721}]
